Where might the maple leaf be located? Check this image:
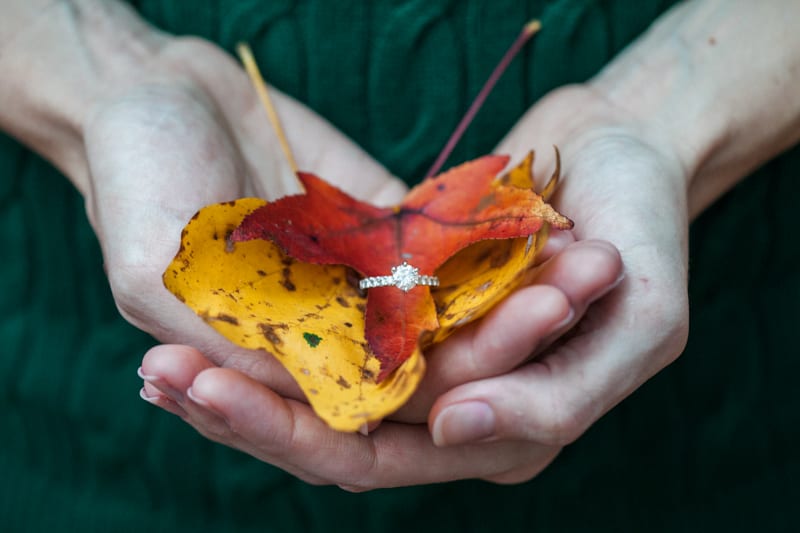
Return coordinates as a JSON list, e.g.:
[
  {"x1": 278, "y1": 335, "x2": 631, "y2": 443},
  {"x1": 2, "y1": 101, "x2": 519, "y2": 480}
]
[
  {"x1": 164, "y1": 150, "x2": 569, "y2": 430},
  {"x1": 162, "y1": 25, "x2": 573, "y2": 431},
  {"x1": 231, "y1": 154, "x2": 572, "y2": 380}
]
